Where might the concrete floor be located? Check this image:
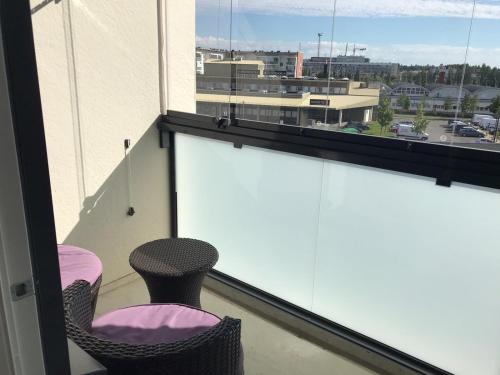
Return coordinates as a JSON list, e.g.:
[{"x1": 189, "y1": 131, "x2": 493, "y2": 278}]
[{"x1": 96, "y1": 277, "x2": 377, "y2": 375}]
